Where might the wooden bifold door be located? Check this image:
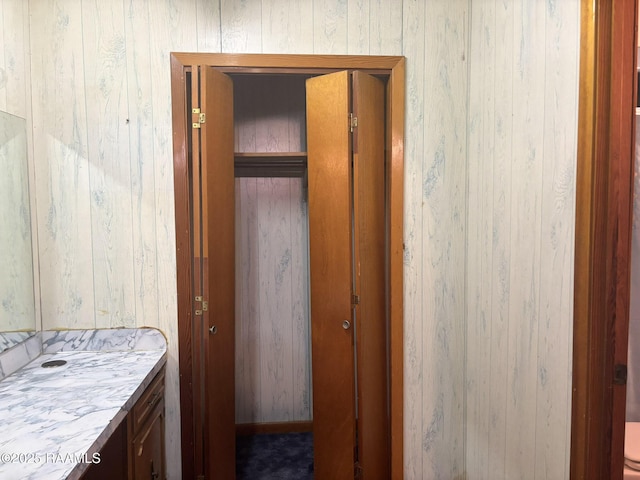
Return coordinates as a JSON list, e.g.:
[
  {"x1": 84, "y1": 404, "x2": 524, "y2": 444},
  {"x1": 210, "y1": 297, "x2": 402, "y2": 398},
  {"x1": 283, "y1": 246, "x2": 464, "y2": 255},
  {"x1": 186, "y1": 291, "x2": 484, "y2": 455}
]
[
  {"x1": 195, "y1": 66, "x2": 387, "y2": 479},
  {"x1": 173, "y1": 53, "x2": 404, "y2": 480}
]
